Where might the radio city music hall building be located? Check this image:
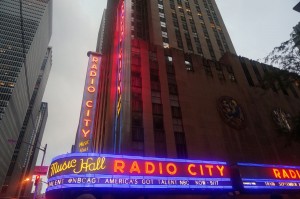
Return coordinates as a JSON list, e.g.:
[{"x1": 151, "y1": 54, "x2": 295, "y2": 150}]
[{"x1": 46, "y1": 0, "x2": 300, "y2": 199}]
